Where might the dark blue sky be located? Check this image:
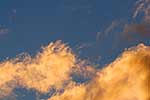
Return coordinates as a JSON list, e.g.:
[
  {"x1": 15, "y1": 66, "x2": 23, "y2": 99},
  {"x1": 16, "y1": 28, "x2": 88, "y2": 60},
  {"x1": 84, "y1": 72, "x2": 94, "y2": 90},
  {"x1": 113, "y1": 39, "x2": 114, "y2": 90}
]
[{"x1": 0, "y1": 0, "x2": 136, "y2": 61}]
